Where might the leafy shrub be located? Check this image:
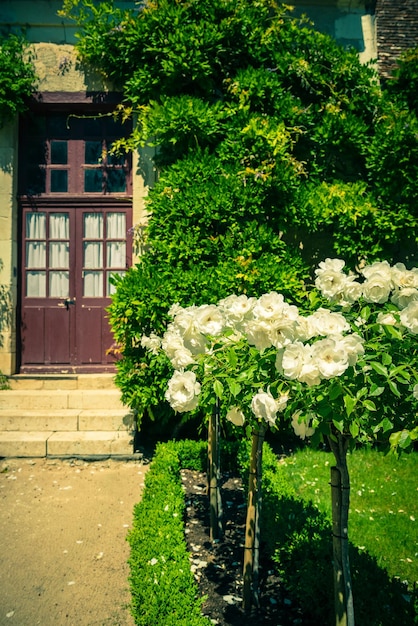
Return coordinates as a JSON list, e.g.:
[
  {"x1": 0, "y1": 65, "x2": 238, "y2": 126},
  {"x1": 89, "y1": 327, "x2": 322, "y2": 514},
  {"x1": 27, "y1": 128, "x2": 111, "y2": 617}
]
[{"x1": 0, "y1": 35, "x2": 37, "y2": 126}]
